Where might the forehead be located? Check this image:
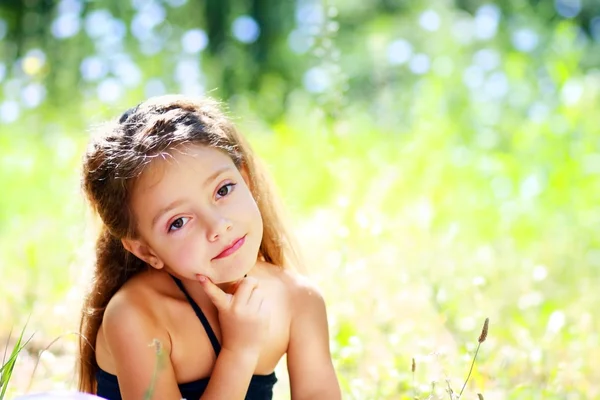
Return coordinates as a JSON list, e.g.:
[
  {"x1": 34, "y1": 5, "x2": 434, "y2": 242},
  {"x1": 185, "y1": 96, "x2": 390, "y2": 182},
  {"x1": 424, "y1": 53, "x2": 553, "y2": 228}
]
[
  {"x1": 134, "y1": 144, "x2": 233, "y2": 189},
  {"x1": 128, "y1": 144, "x2": 236, "y2": 216}
]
